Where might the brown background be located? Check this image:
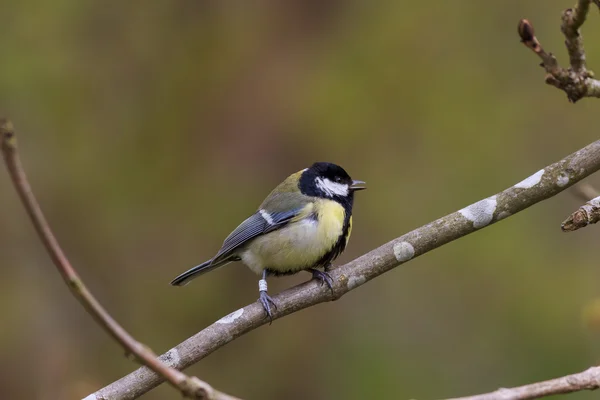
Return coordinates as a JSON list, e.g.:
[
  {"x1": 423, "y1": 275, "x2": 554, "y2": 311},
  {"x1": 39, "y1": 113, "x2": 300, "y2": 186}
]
[{"x1": 1, "y1": 1, "x2": 599, "y2": 399}]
